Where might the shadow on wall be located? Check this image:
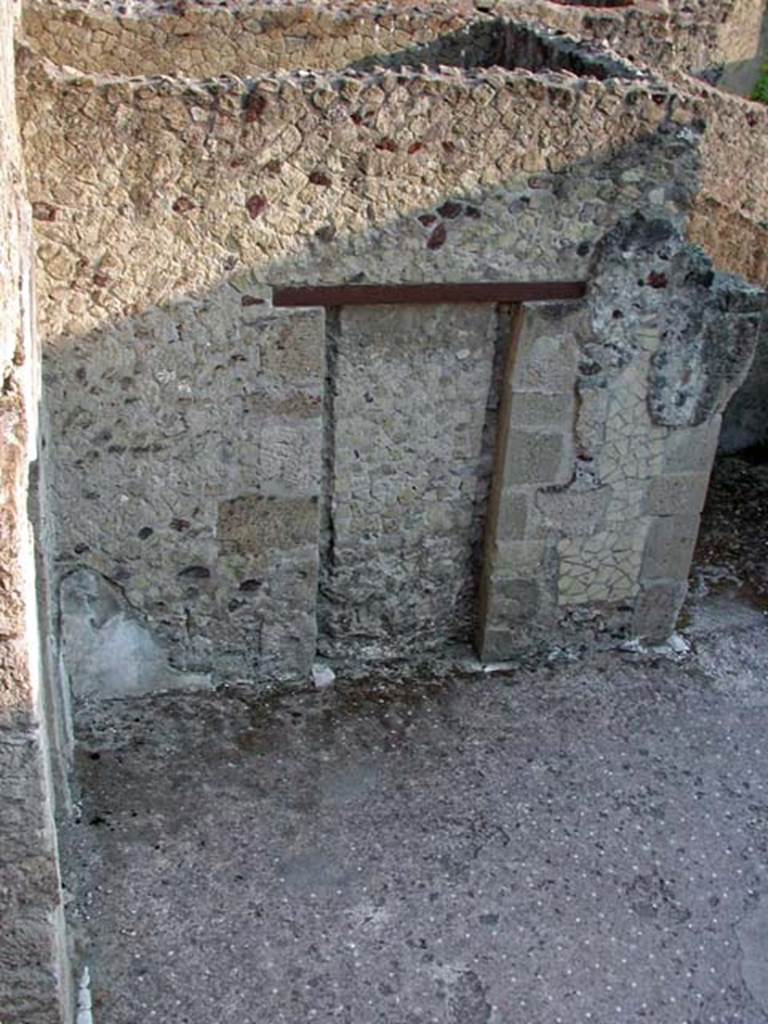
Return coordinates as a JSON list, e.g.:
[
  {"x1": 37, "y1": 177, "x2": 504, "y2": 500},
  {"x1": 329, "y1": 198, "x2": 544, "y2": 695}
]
[
  {"x1": 720, "y1": 313, "x2": 768, "y2": 451},
  {"x1": 19, "y1": 37, "x2": 764, "y2": 704},
  {"x1": 347, "y1": 17, "x2": 645, "y2": 79}
]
